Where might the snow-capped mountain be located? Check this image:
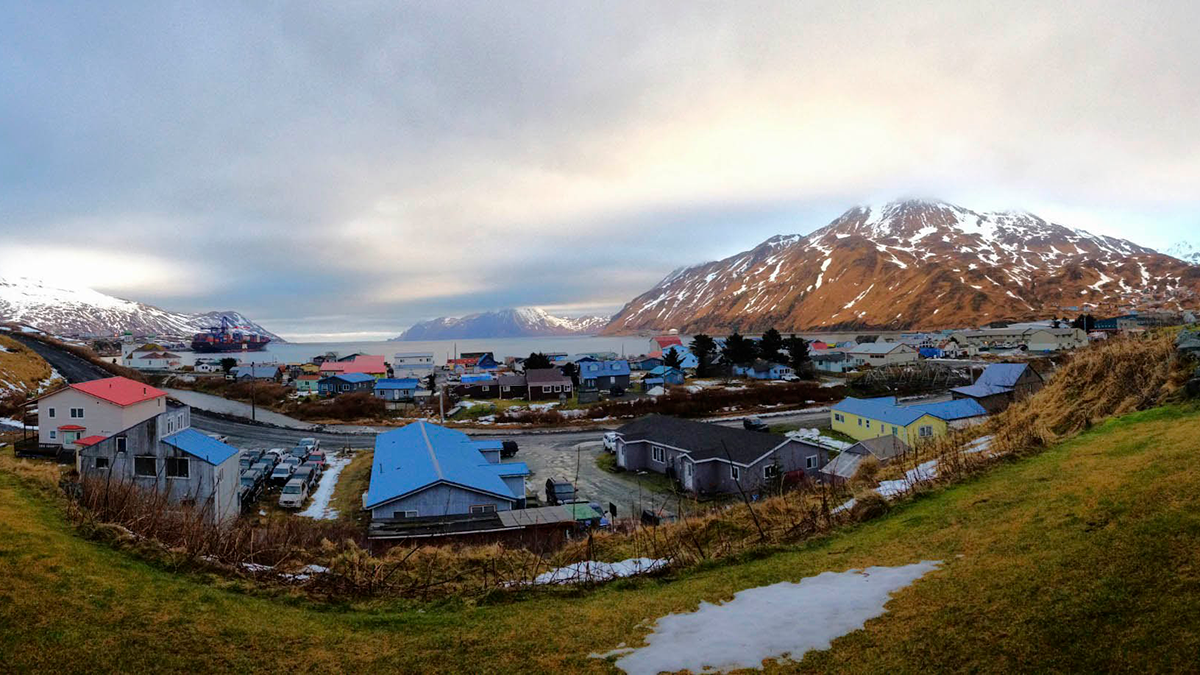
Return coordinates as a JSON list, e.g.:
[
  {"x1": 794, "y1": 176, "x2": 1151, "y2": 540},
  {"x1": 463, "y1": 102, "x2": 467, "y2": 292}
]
[
  {"x1": 604, "y1": 199, "x2": 1200, "y2": 333},
  {"x1": 1166, "y1": 241, "x2": 1200, "y2": 265},
  {"x1": 392, "y1": 308, "x2": 609, "y2": 340},
  {"x1": 0, "y1": 276, "x2": 283, "y2": 341}
]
